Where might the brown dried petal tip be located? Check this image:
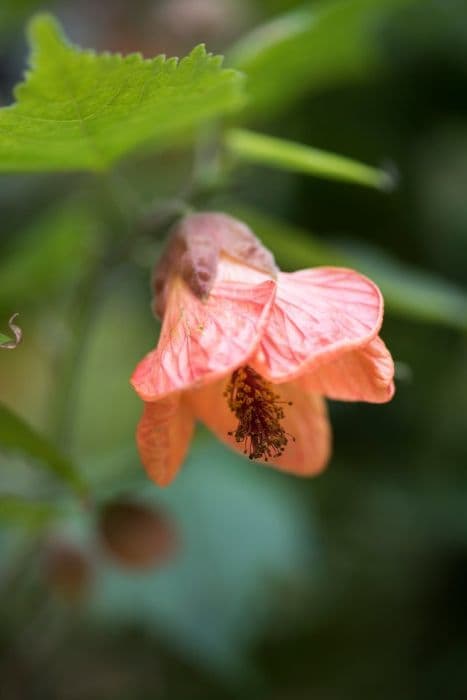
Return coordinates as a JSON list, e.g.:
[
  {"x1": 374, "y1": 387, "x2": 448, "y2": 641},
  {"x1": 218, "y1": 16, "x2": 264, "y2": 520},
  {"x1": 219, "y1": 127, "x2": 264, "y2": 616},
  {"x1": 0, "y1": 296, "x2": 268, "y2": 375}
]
[
  {"x1": 152, "y1": 212, "x2": 278, "y2": 318},
  {"x1": 98, "y1": 500, "x2": 178, "y2": 569}
]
